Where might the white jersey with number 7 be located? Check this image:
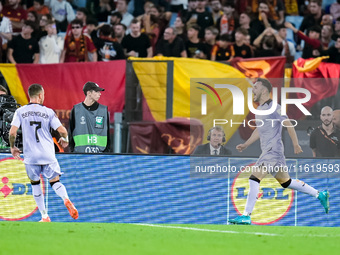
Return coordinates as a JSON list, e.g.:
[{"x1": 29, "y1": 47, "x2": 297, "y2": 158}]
[{"x1": 11, "y1": 103, "x2": 62, "y2": 164}]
